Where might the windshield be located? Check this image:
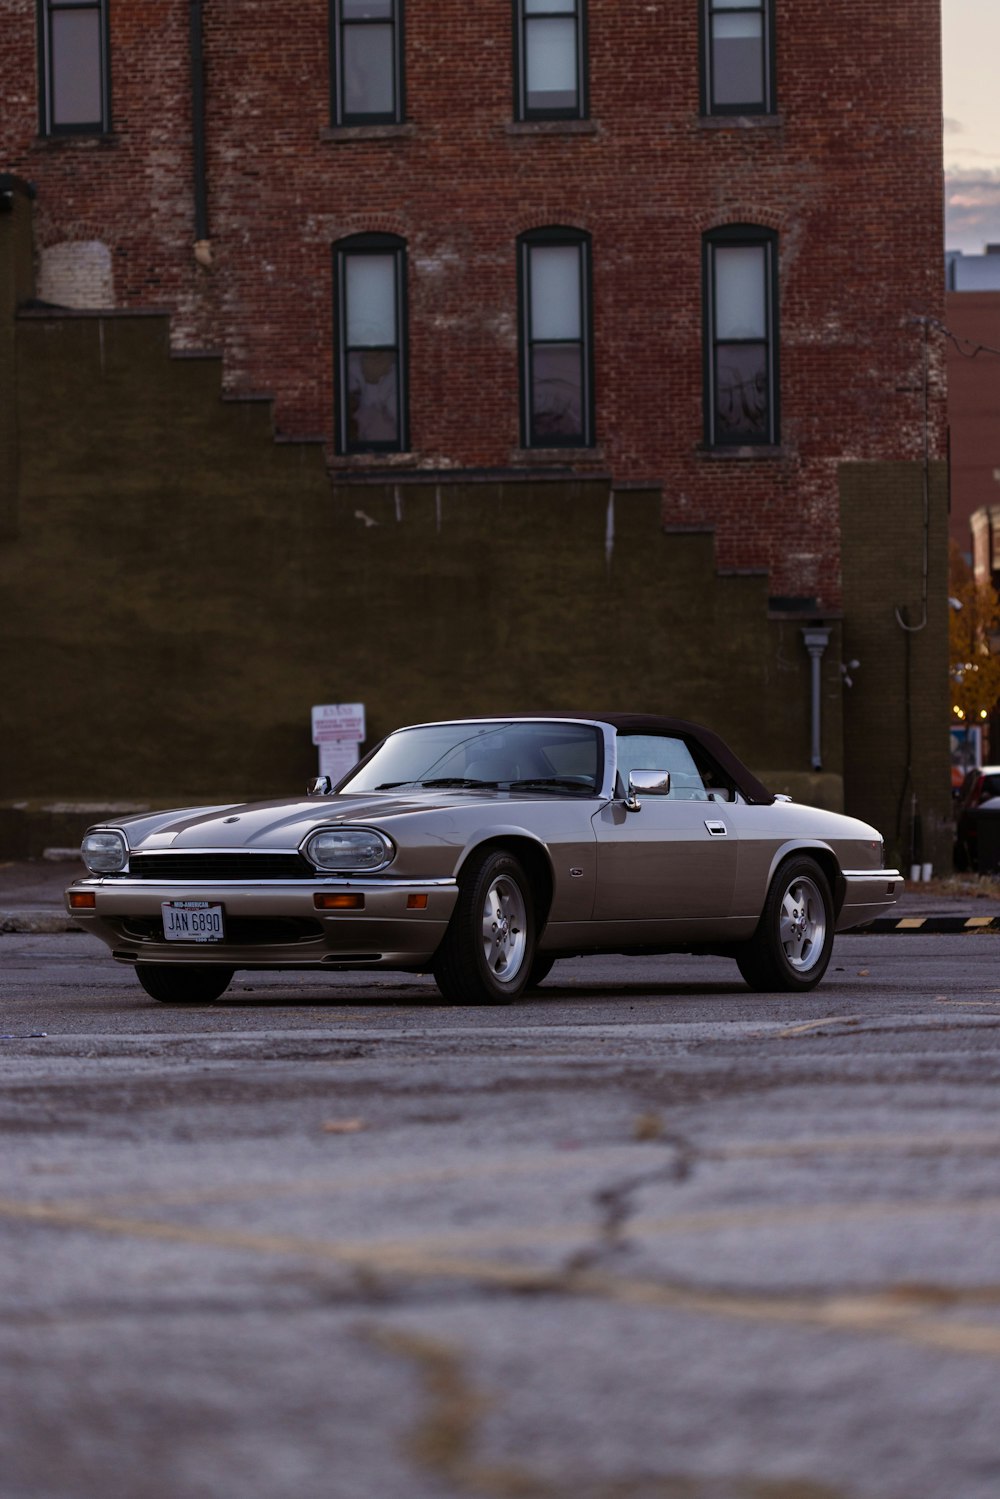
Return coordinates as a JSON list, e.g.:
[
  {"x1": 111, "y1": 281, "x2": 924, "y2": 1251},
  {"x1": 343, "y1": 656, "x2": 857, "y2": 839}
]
[{"x1": 340, "y1": 721, "x2": 603, "y2": 795}]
